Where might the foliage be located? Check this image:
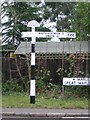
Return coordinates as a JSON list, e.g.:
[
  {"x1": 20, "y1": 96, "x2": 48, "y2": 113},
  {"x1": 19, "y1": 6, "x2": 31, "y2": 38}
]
[
  {"x1": 57, "y1": 53, "x2": 86, "y2": 78},
  {"x1": 56, "y1": 53, "x2": 89, "y2": 98},
  {"x1": 71, "y1": 2, "x2": 90, "y2": 41},
  {"x1": 36, "y1": 67, "x2": 51, "y2": 93},
  {"x1": 65, "y1": 86, "x2": 89, "y2": 98},
  {"x1": 43, "y1": 84, "x2": 61, "y2": 99},
  {"x1": 2, "y1": 55, "x2": 89, "y2": 98},
  {"x1": 42, "y1": 2, "x2": 76, "y2": 21},
  {"x1": 2, "y1": 79, "x2": 24, "y2": 94},
  {"x1": 42, "y1": 2, "x2": 89, "y2": 41},
  {"x1": 1, "y1": 2, "x2": 41, "y2": 47}
]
